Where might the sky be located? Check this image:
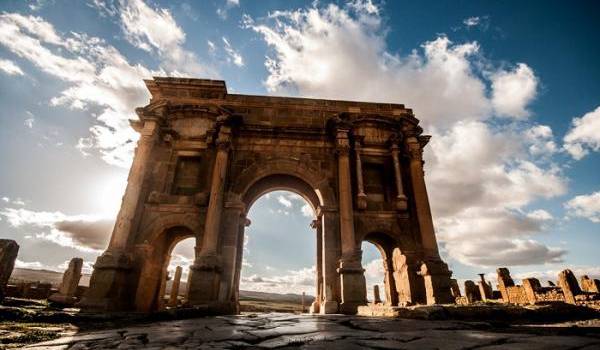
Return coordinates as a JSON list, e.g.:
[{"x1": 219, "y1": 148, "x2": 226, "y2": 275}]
[{"x1": 1, "y1": 0, "x2": 599, "y2": 298}]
